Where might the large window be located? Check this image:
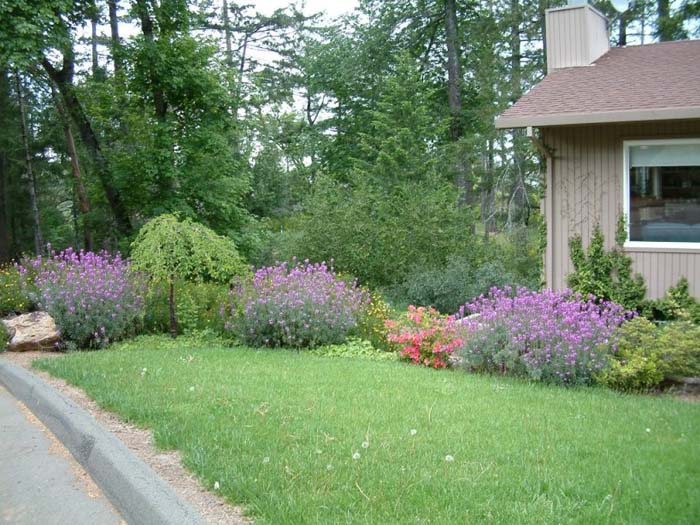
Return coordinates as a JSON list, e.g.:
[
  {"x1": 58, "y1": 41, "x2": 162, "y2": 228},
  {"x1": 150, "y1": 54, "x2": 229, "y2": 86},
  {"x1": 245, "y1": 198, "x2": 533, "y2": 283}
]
[{"x1": 624, "y1": 139, "x2": 700, "y2": 248}]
